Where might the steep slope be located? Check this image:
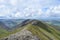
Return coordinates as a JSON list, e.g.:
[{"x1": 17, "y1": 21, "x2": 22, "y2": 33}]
[
  {"x1": 27, "y1": 24, "x2": 60, "y2": 40},
  {"x1": 0, "y1": 27, "x2": 10, "y2": 38},
  {"x1": 44, "y1": 20, "x2": 60, "y2": 30},
  {"x1": 0, "y1": 19, "x2": 26, "y2": 38},
  {"x1": 0, "y1": 19, "x2": 30, "y2": 38},
  {"x1": 0, "y1": 20, "x2": 60, "y2": 40},
  {"x1": 26, "y1": 20, "x2": 60, "y2": 40}
]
